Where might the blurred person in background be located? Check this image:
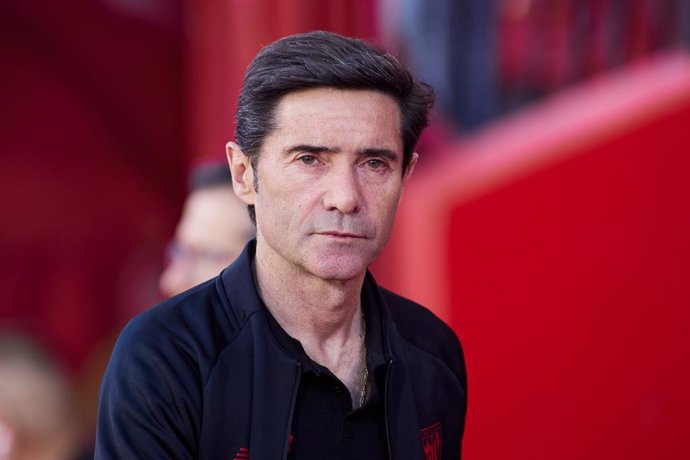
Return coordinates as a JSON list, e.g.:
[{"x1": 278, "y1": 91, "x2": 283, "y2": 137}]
[
  {"x1": 396, "y1": 0, "x2": 497, "y2": 131},
  {"x1": 159, "y1": 162, "x2": 256, "y2": 298},
  {"x1": 0, "y1": 333, "x2": 79, "y2": 460},
  {"x1": 96, "y1": 31, "x2": 467, "y2": 459}
]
